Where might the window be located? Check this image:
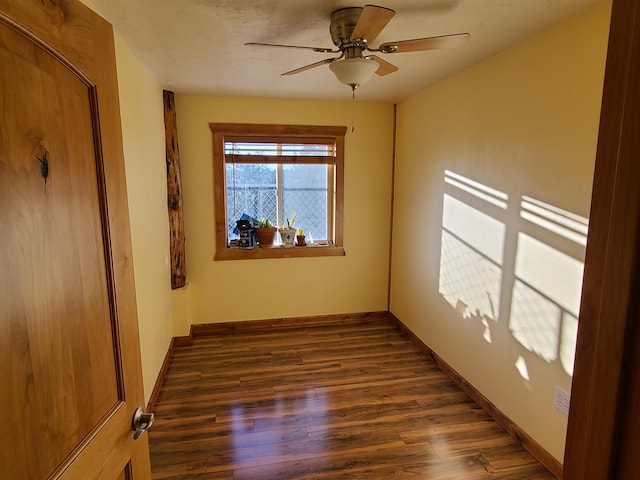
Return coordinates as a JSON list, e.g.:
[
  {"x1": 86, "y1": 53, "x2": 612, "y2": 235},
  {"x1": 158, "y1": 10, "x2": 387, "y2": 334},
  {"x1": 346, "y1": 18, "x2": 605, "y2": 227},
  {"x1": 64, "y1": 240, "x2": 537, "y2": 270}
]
[{"x1": 211, "y1": 123, "x2": 346, "y2": 260}]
